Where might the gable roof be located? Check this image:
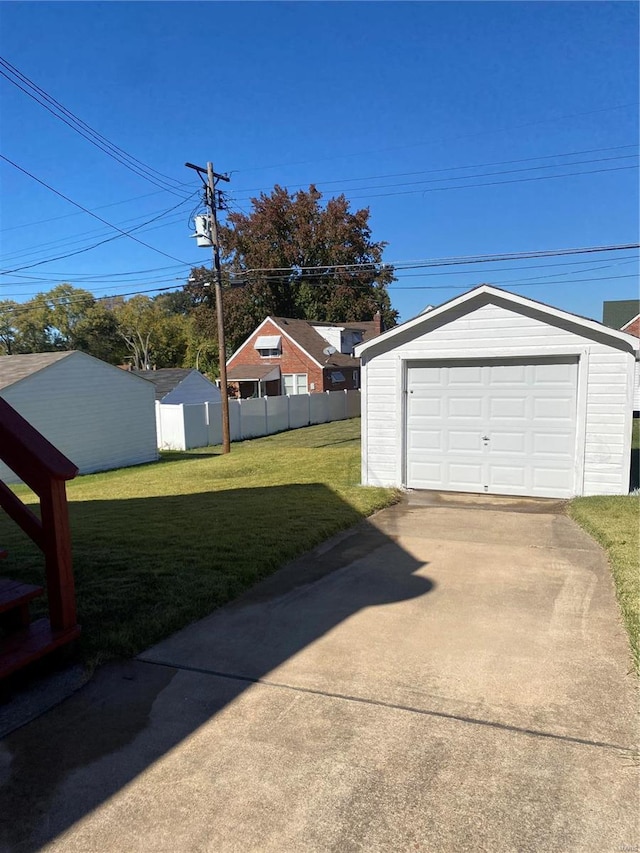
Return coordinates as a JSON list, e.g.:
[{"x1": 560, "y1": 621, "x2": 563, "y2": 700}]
[
  {"x1": 603, "y1": 299, "x2": 640, "y2": 330},
  {"x1": 621, "y1": 314, "x2": 640, "y2": 336},
  {"x1": 0, "y1": 351, "x2": 73, "y2": 391},
  {"x1": 228, "y1": 316, "x2": 381, "y2": 370},
  {"x1": 131, "y1": 368, "x2": 211, "y2": 401},
  {"x1": 355, "y1": 285, "x2": 640, "y2": 357}
]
